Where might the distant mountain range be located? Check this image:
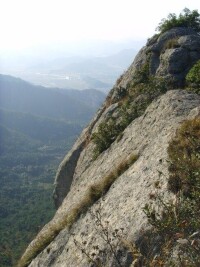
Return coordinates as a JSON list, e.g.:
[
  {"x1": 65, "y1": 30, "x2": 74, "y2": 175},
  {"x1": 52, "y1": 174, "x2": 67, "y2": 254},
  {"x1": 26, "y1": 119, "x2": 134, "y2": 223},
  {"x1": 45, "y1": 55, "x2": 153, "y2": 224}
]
[
  {"x1": 0, "y1": 49, "x2": 137, "y2": 92},
  {"x1": 0, "y1": 74, "x2": 105, "y2": 123}
]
